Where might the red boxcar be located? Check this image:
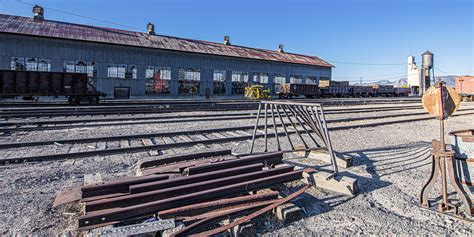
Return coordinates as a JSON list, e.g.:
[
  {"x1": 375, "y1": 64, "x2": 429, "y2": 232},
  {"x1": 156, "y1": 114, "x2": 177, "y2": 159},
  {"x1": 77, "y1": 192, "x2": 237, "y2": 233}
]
[{"x1": 456, "y1": 76, "x2": 474, "y2": 101}]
